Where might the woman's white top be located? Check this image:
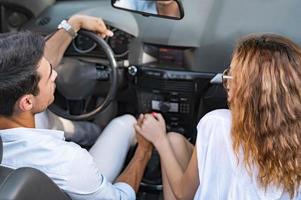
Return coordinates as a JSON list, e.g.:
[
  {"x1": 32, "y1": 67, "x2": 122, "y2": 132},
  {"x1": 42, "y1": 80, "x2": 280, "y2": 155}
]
[{"x1": 193, "y1": 109, "x2": 300, "y2": 200}]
